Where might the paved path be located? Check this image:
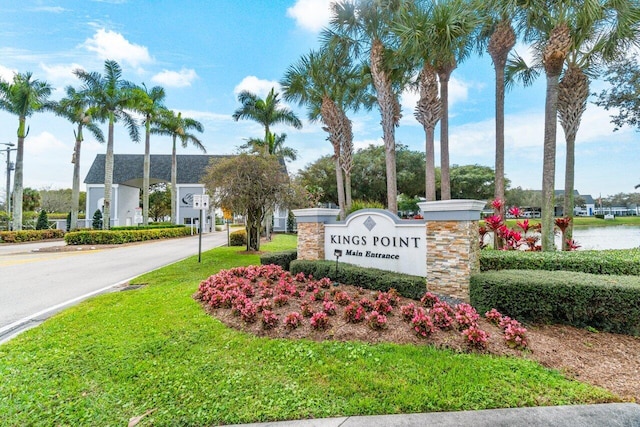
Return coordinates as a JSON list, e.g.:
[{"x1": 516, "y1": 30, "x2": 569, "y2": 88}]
[{"x1": 0, "y1": 231, "x2": 228, "y2": 341}]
